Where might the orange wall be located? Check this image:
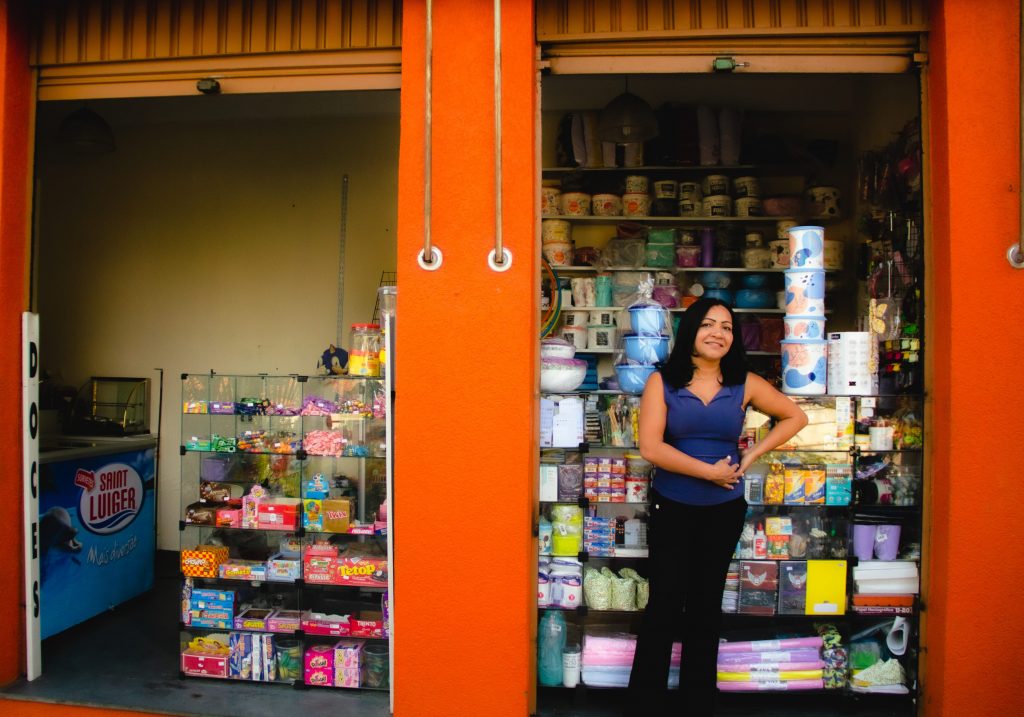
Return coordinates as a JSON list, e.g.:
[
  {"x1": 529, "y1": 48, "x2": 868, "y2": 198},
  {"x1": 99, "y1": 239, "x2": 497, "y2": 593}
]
[
  {"x1": 393, "y1": 1, "x2": 537, "y2": 716},
  {"x1": 0, "y1": 0, "x2": 31, "y2": 686},
  {"x1": 924, "y1": 0, "x2": 1024, "y2": 714},
  {"x1": 0, "y1": 1, "x2": 1021, "y2": 716}
]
